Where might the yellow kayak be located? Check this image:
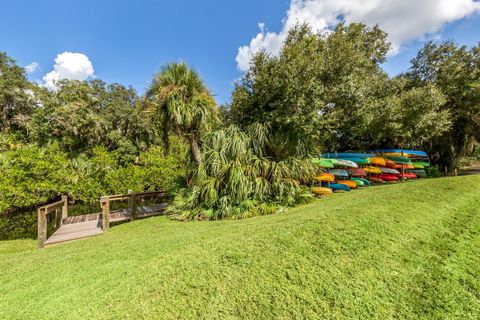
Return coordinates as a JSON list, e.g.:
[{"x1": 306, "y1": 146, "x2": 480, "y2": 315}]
[
  {"x1": 364, "y1": 166, "x2": 382, "y2": 174},
  {"x1": 312, "y1": 187, "x2": 333, "y2": 196},
  {"x1": 379, "y1": 152, "x2": 414, "y2": 157},
  {"x1": 314, "y1": 173, "x2": 335, "y2": 182},
  {"x1": 368, "y1": 157, "x2": 386, "y2": 166}
]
